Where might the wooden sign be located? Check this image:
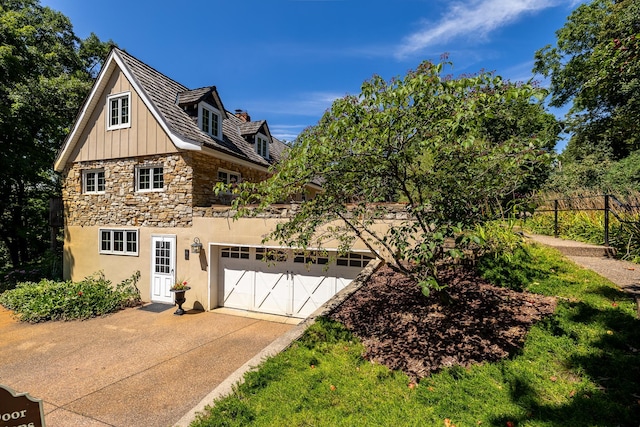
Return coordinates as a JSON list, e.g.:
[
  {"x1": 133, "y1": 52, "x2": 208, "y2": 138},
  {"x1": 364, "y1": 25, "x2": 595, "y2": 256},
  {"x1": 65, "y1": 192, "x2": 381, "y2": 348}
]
[{"x1": 0, "y1": 385, "x2": 45, "y2": 427}]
